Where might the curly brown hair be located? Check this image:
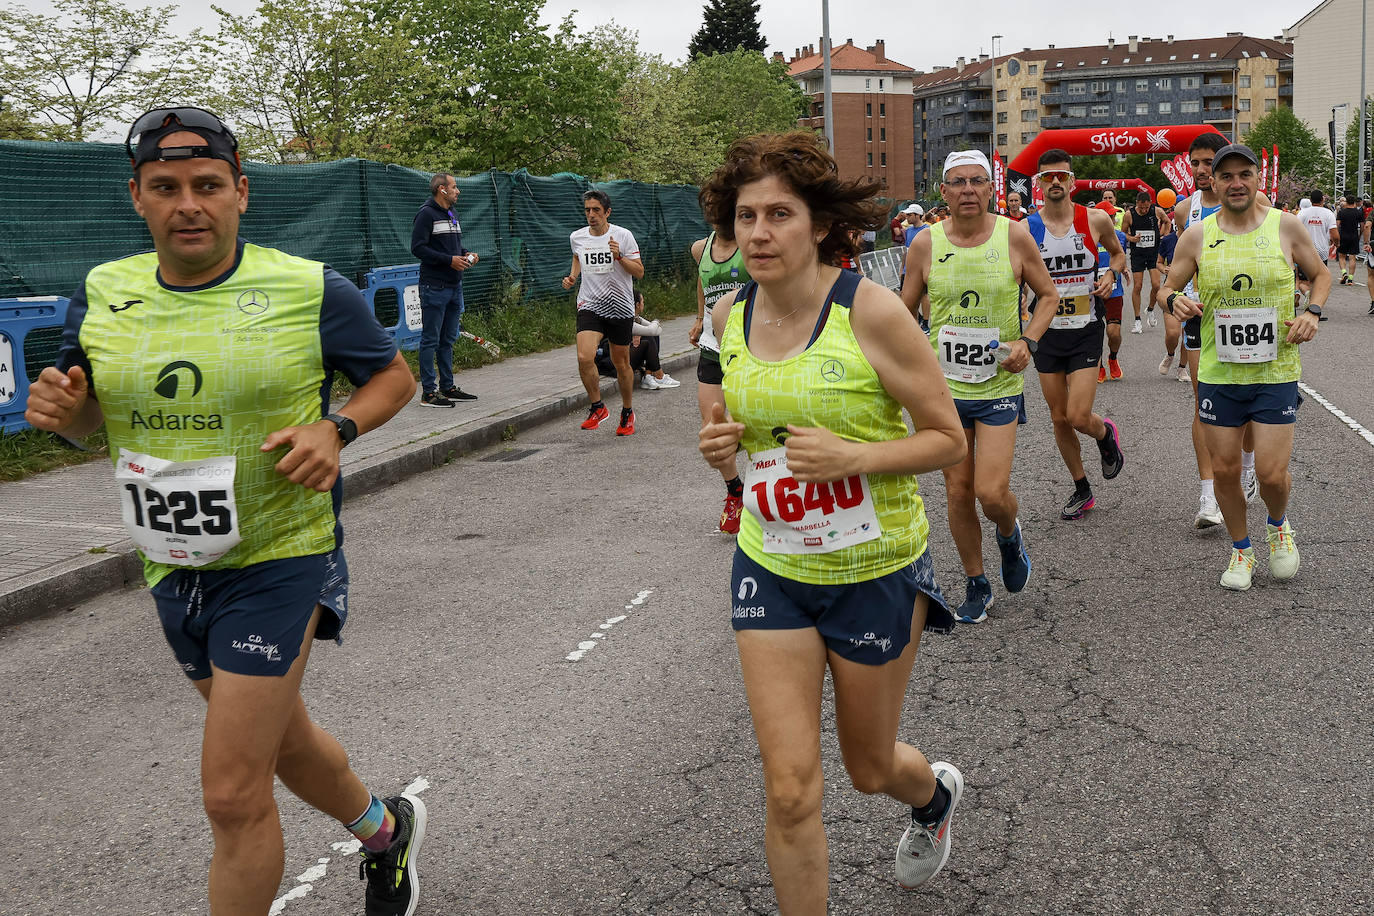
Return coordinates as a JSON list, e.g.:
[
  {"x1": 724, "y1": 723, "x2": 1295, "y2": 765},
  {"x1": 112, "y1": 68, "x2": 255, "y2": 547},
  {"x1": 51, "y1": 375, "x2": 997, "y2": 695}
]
[{"x1": 699, "y1": 131, "x2": 886, "y2": 266}]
